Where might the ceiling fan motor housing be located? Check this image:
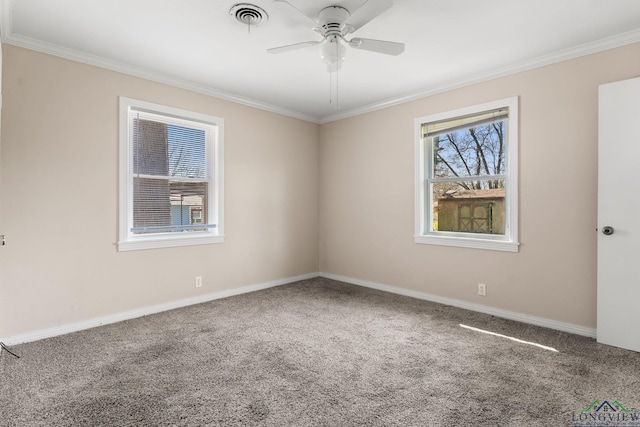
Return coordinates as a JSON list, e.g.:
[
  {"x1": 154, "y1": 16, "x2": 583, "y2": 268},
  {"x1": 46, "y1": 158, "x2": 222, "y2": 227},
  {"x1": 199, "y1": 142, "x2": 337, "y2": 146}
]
[{"x1": 318, "y1": 6, "x2": 352, "y2": 35}]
